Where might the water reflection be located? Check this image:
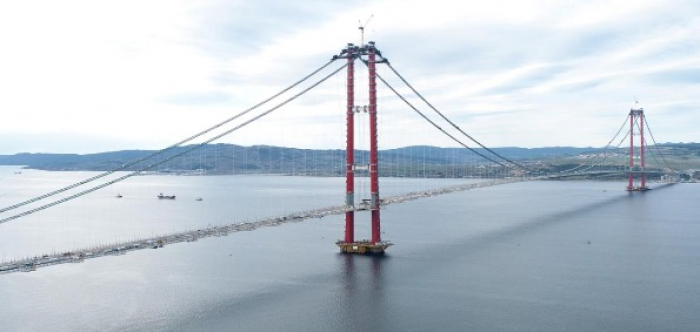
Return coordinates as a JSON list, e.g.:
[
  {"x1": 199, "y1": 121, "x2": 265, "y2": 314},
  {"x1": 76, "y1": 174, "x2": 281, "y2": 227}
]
[{"x1": 337, "y1": 253, "x2": 390, "y2": 331}]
